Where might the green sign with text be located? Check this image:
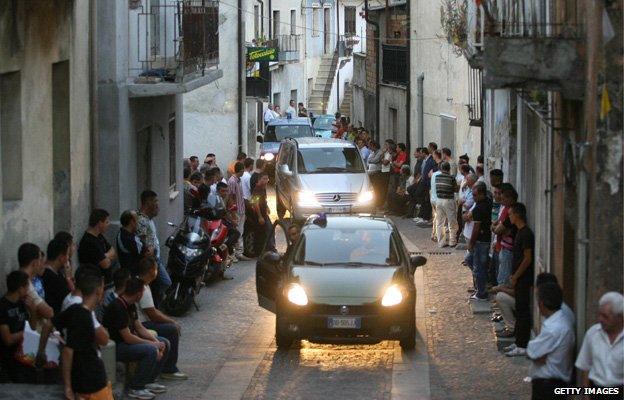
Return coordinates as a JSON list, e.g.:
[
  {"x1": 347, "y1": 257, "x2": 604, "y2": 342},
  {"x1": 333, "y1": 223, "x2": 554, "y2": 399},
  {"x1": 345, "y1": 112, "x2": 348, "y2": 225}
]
[{"x1": 247, "y1": 47, "x2": 278, "y2": 62}]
